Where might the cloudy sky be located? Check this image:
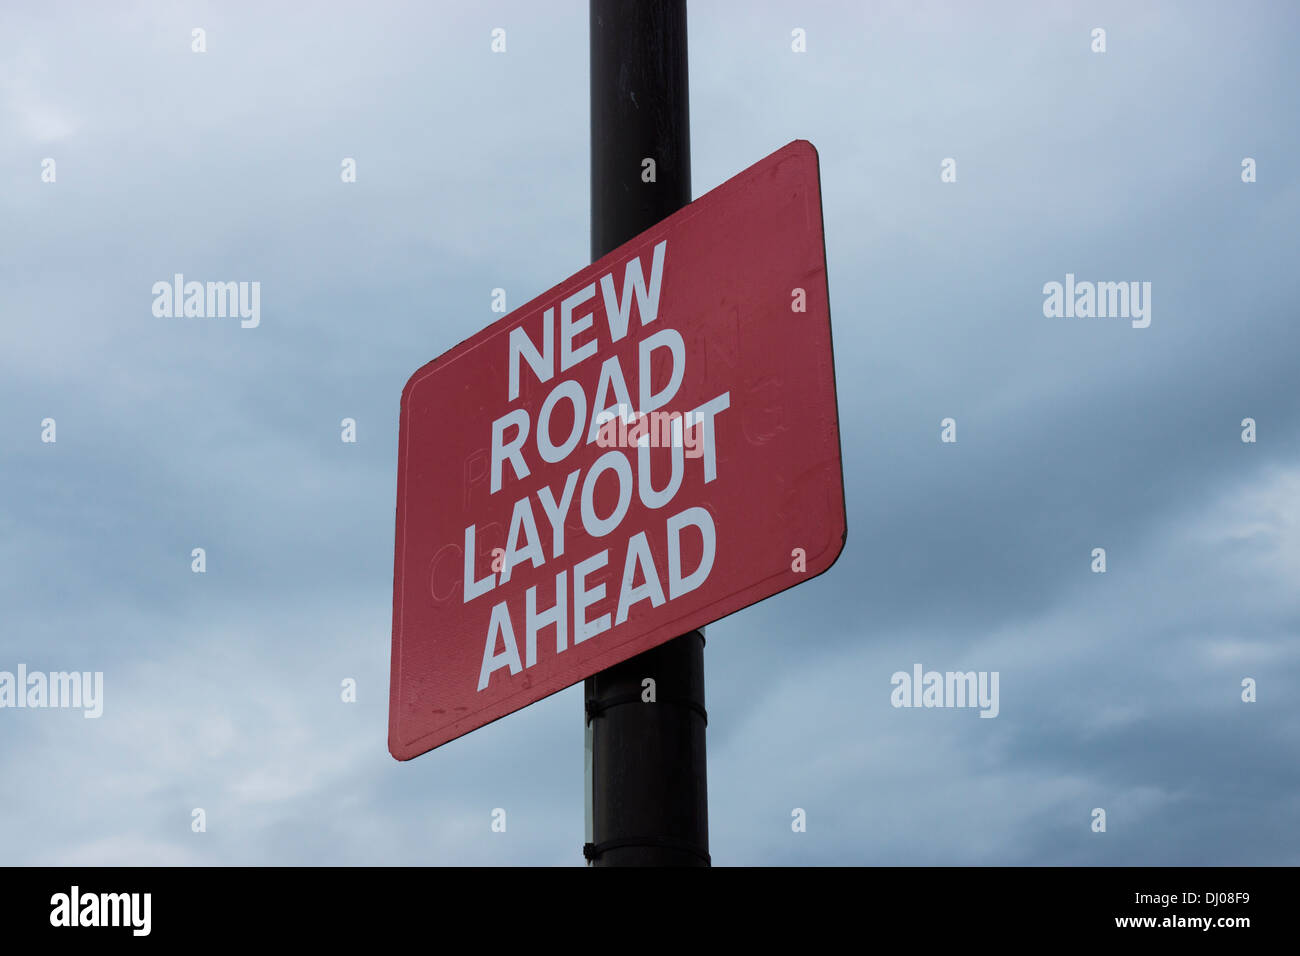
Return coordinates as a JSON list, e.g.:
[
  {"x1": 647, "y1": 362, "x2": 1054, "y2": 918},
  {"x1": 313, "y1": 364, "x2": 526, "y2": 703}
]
[{"x1": 2, "y1": 0, "x2": 1297, "y2": 866}]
